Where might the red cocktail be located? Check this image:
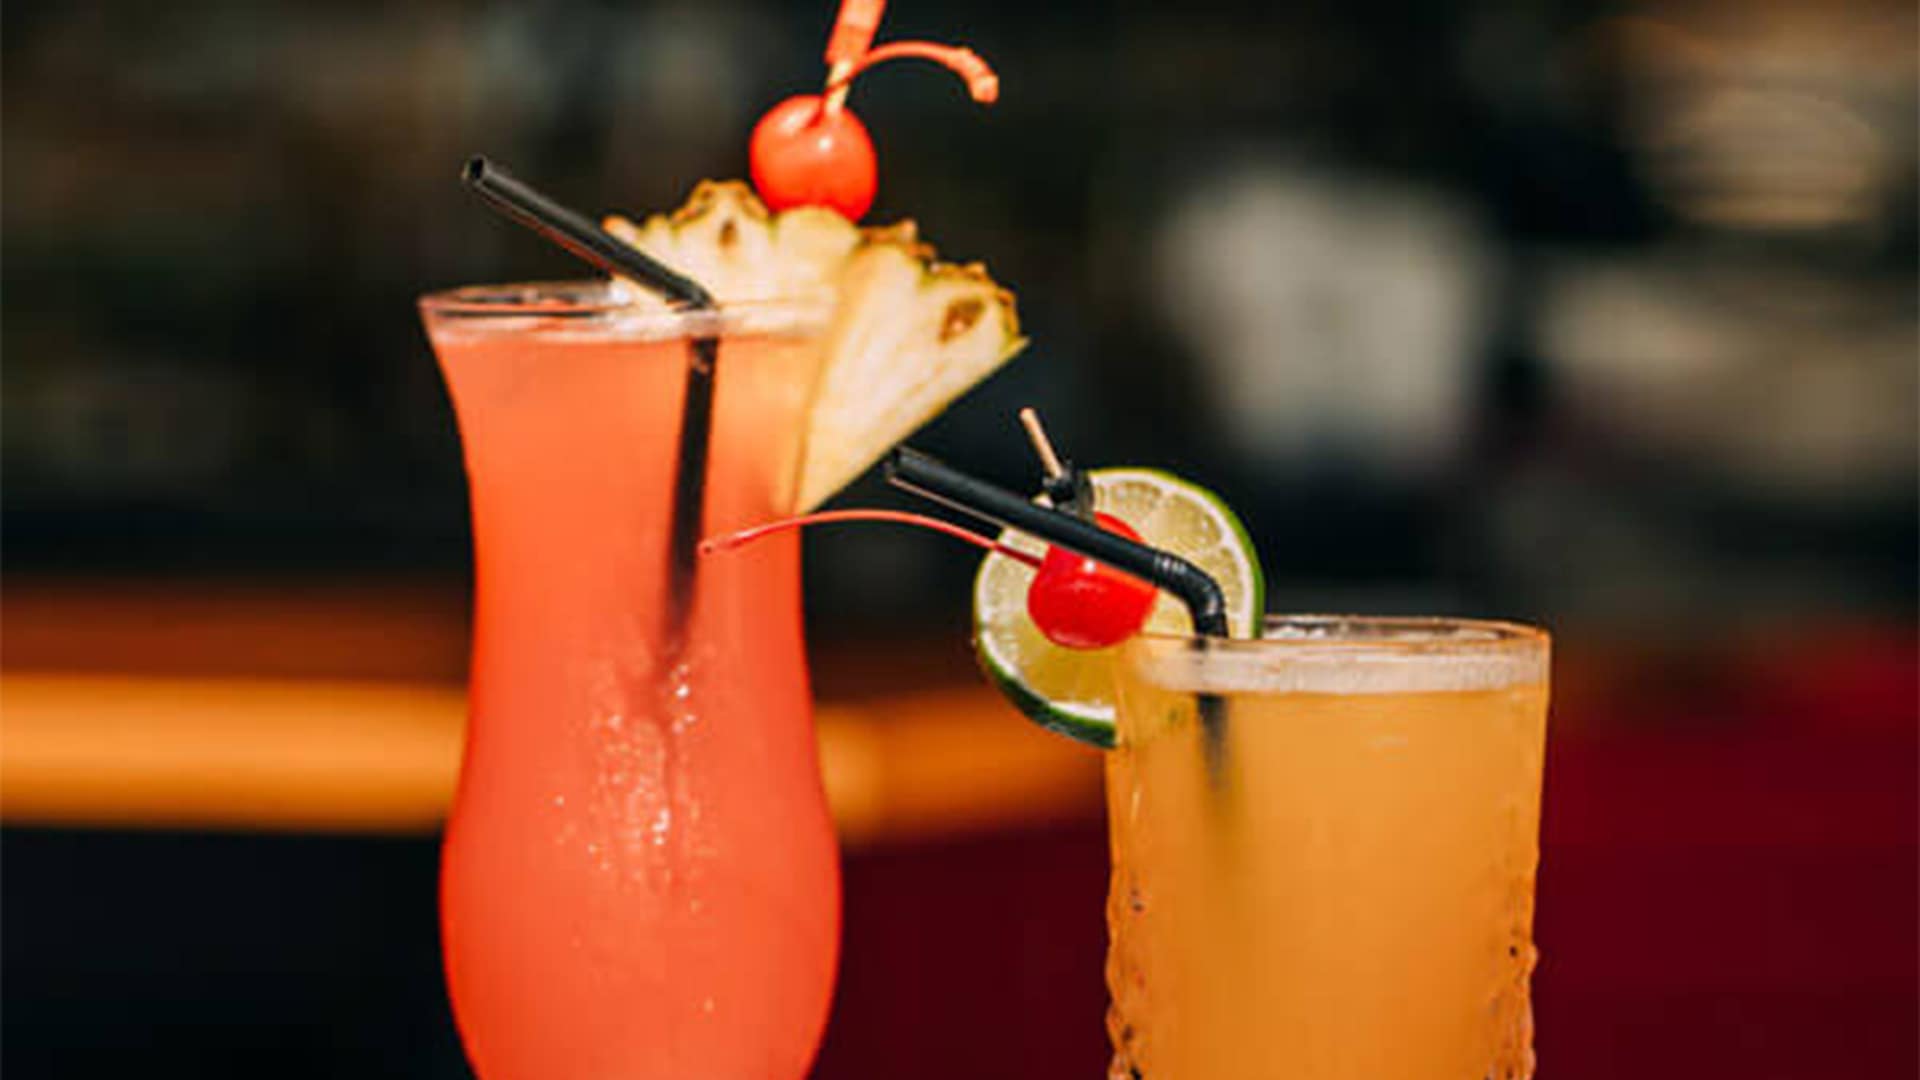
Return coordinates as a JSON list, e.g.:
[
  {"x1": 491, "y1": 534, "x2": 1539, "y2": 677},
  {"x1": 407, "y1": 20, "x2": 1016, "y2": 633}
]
[{"x1": 421, "y1": 288, "x2": 839, "y2": 1078}]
